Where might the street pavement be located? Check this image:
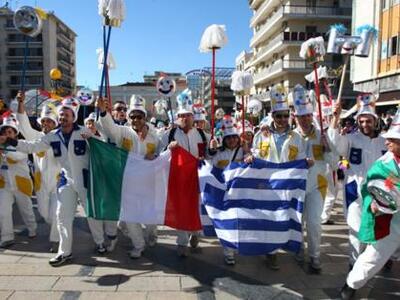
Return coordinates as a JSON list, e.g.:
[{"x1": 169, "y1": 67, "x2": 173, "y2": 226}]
[{"x1": 0, "y1": 202, "x2": 399, "y2": 300}]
